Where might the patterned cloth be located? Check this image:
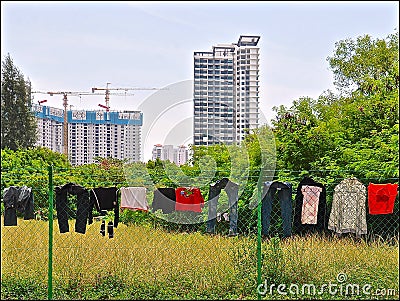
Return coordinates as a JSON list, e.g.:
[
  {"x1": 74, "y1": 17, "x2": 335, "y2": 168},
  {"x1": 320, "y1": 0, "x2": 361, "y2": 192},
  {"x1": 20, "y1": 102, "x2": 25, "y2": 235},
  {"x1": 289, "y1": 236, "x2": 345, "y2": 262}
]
[
  {"x1": 328, "y1": 178, "x2": 367, "y2": 236},
  {"x1": 293, "y1": 176, "x2": 327, "y2": 235},
  {"x1": 301, "y1": 185, "x2": 322, "y2": 225}
]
